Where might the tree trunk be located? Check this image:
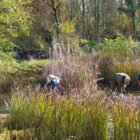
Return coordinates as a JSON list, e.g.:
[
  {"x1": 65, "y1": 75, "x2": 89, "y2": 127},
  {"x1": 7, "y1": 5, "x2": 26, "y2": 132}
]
[
  {"x1": 82, "y1": 0, "x2": 86, "y2": 39},
  {"x1": 128, "y1": 16, "x2": 132, "y2": 35},
  {"x1": 94, "y1": 0, "x2": 100, "y2": 43},
  {"x1": 51, "y1": 0, "x2": 60, "y2": 37},
  {"x1": 131, "y1": 13, "x2": 136, "y2": 40}
]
